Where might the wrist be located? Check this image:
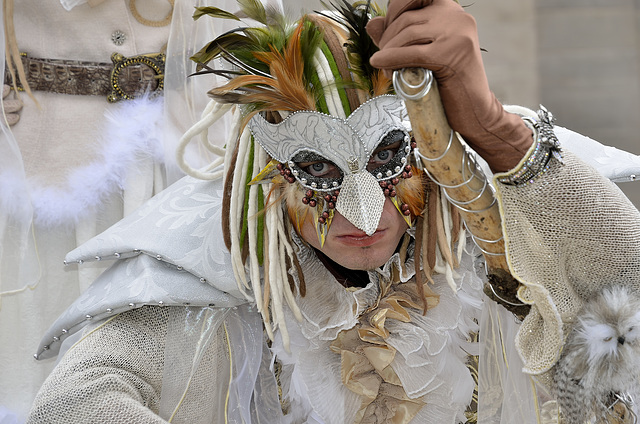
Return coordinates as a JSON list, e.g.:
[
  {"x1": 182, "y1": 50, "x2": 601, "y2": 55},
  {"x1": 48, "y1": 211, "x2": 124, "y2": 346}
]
[{"x1": 495, "y1": 106, "x2": 563, "y2": 186}]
